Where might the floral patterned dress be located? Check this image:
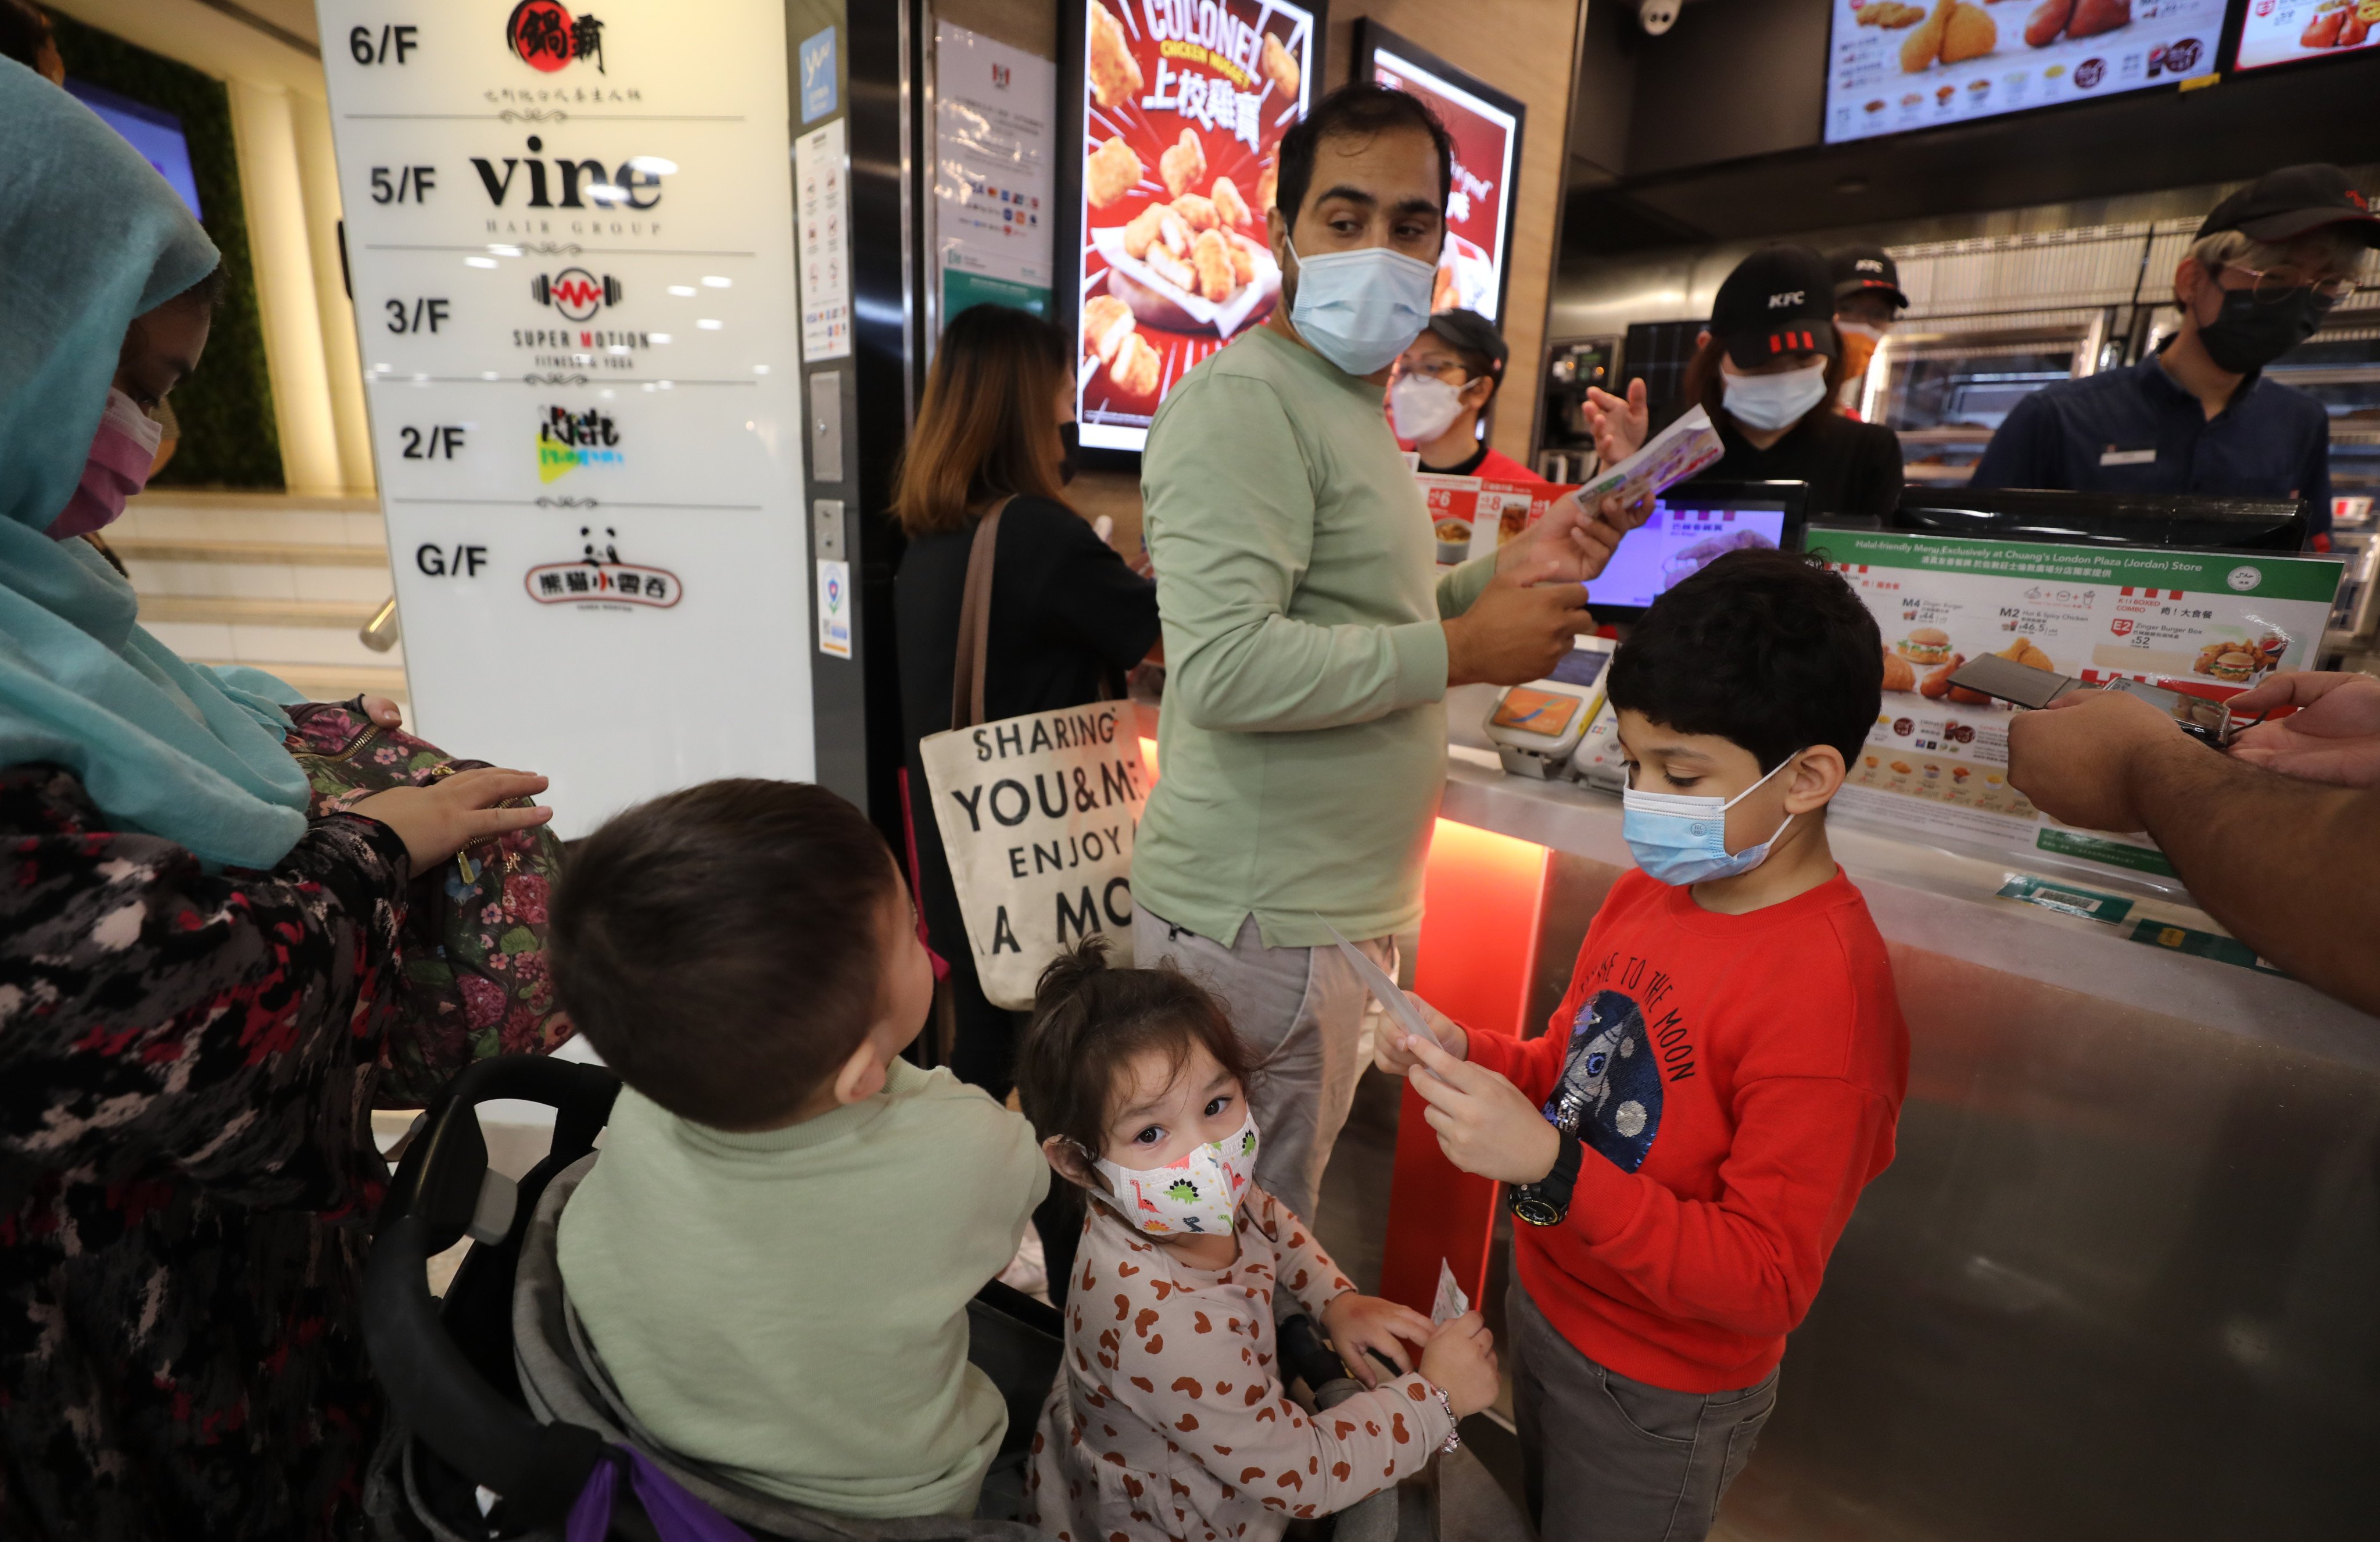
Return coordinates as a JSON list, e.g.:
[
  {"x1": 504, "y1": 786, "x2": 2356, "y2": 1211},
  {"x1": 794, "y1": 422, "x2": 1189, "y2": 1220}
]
[
  {"x1": 0, "y1": 763, "x2": 529, "y2": 1539},
  {"x1": 1025, "y1": 1186, "x2": 1453, "y2": 1542}
]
